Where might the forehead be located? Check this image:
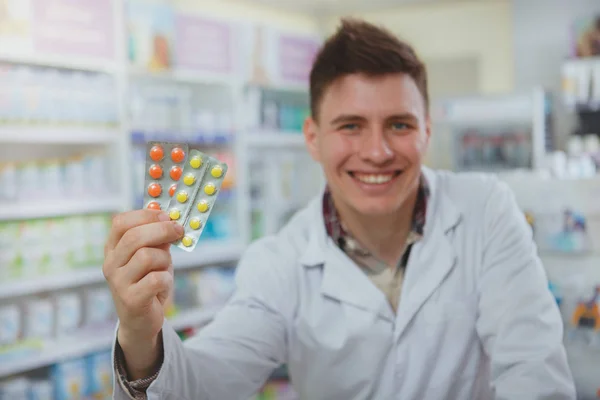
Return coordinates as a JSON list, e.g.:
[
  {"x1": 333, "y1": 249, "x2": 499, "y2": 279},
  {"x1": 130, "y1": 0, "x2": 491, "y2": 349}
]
[{"x1": 319, "y1": 73, "x2": 426, "y2": 120}]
